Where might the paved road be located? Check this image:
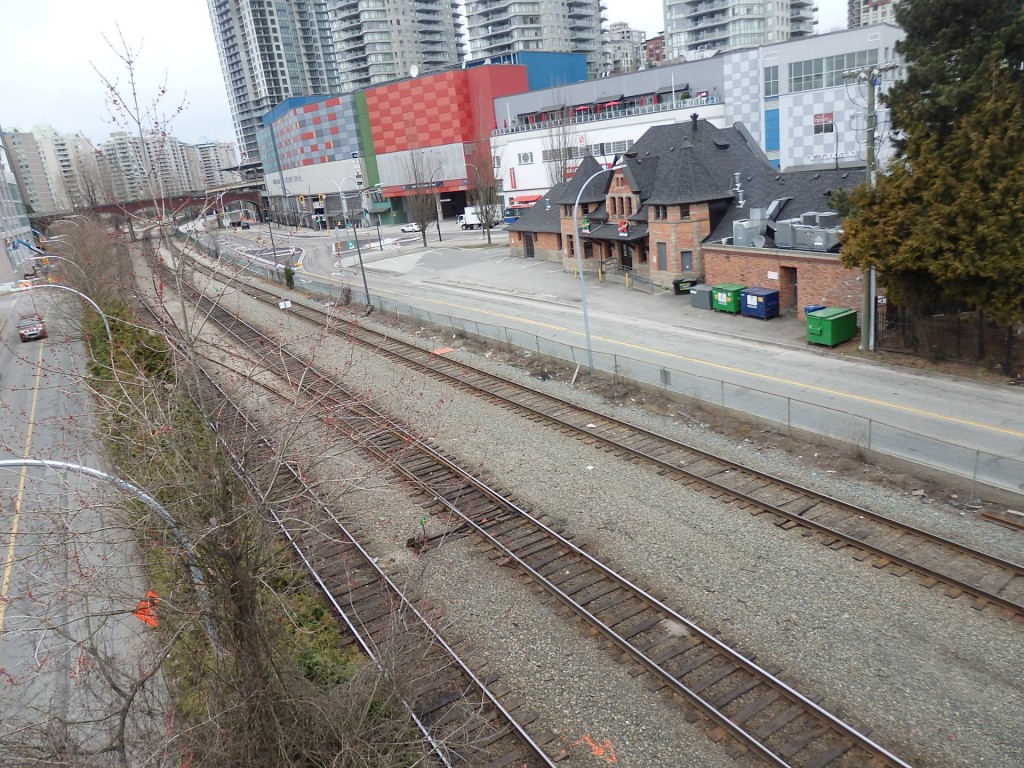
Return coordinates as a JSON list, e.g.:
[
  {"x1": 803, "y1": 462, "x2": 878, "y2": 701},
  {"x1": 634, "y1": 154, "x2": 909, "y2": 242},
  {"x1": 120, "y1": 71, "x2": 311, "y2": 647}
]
[
  {"x1": 215, "y1": 221, "x2": 1024, "y2": 499},
  {"x1": 0, "y1": 293, "x2": 155, "y2": 754}
]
